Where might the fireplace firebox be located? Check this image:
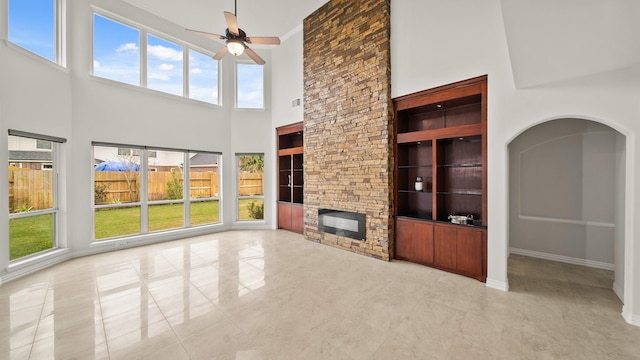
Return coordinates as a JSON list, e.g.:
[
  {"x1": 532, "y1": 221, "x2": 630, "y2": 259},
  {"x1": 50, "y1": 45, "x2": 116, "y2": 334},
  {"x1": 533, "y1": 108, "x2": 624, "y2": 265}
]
[{"x1": 318, "y1": 209, "x2": 365, "y2": 241}]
